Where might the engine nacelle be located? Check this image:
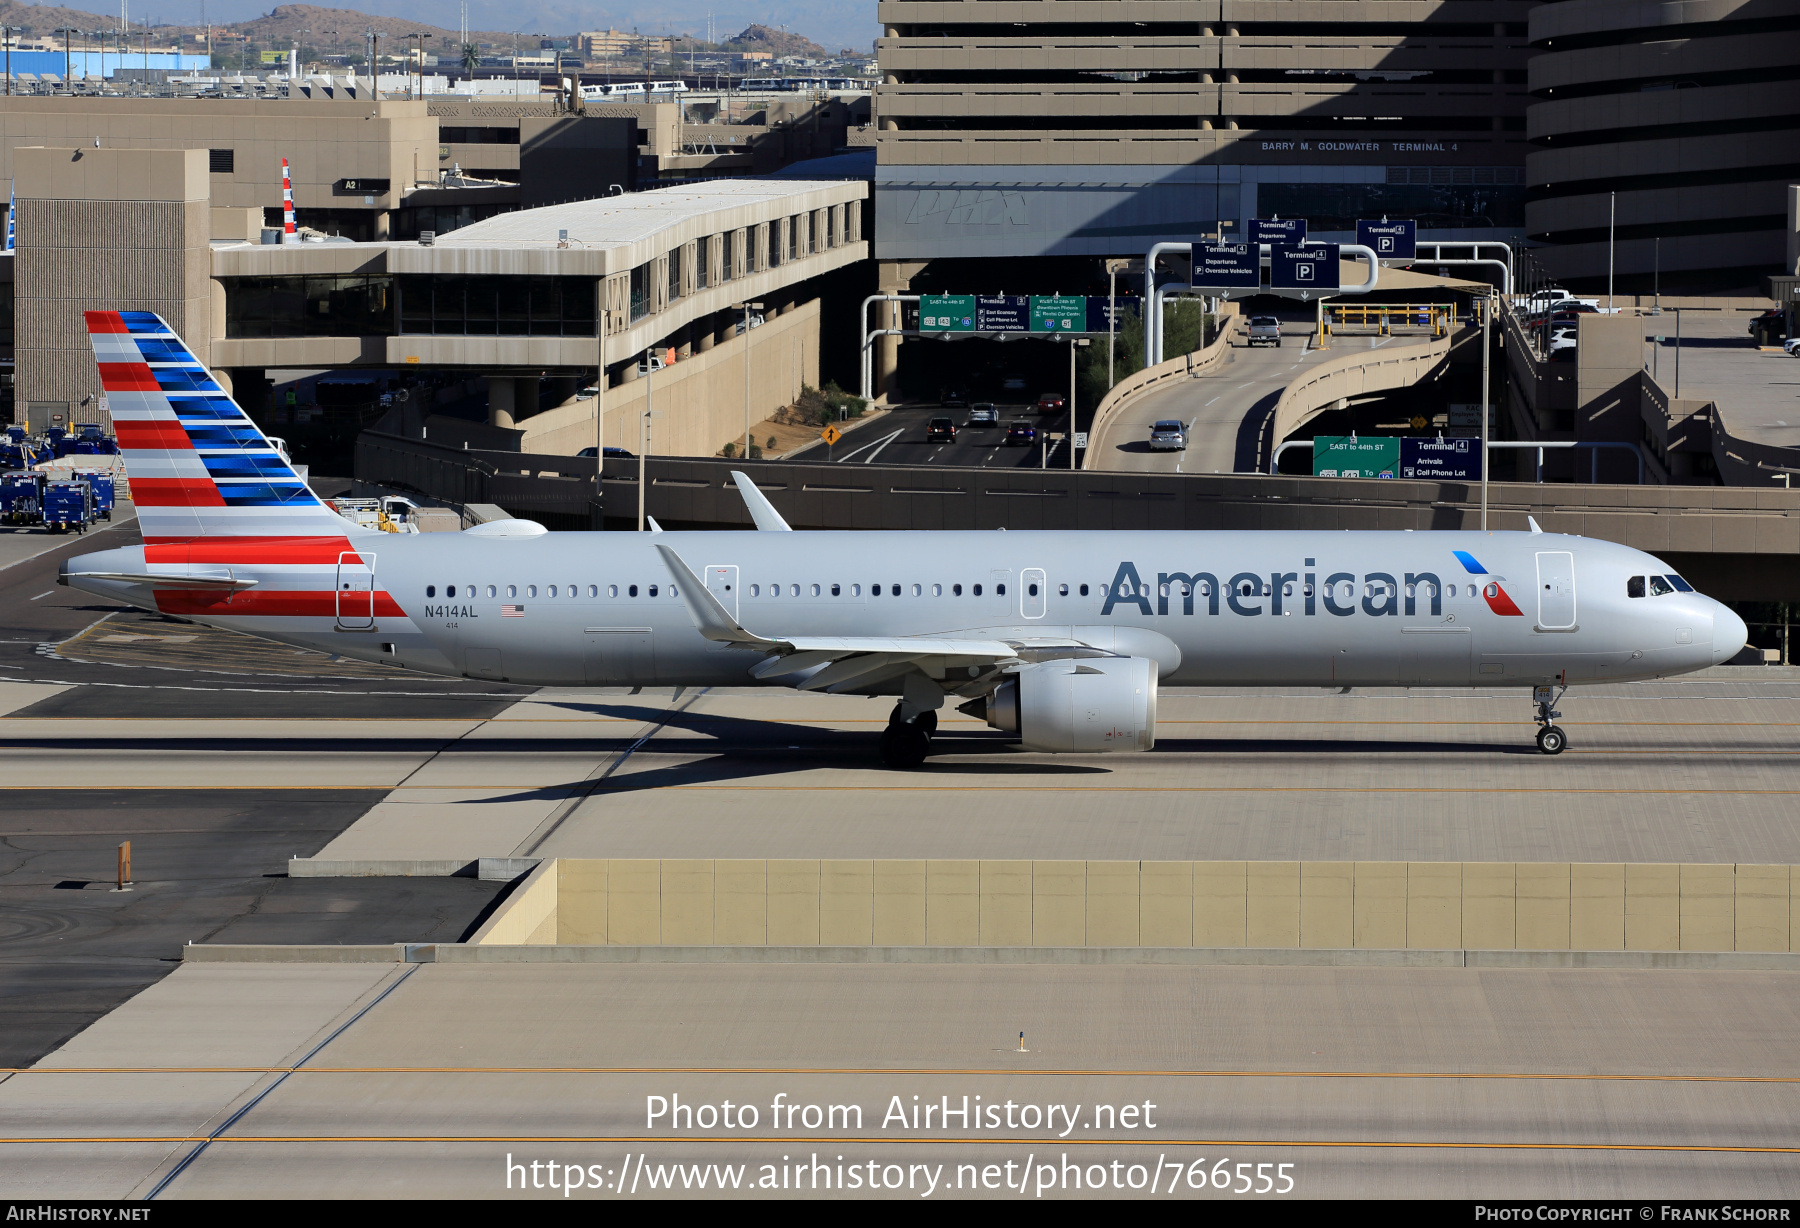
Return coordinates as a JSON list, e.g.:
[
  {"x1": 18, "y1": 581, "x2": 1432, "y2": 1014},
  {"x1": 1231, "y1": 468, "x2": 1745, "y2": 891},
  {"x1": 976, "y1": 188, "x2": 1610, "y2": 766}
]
[{"x1": 975, "y1": 657, "x2": 1157, "y2": 753}]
